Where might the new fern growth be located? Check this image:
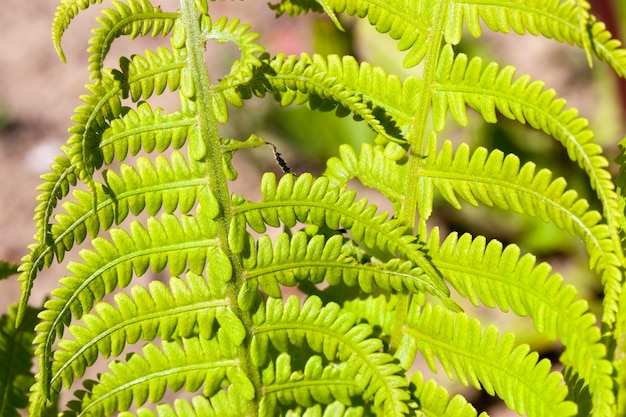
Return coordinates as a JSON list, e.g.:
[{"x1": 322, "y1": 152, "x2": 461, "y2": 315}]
[{"x1": 3, "y1": 0, "x2": 626, "y2": 416}]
